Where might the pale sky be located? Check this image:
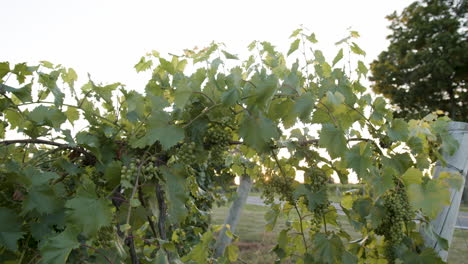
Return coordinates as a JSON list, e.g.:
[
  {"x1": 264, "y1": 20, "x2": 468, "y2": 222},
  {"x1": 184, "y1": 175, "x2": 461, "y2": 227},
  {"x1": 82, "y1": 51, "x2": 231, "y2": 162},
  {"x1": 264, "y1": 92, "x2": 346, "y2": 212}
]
[{"x1": 2, "y1": 0, "x2": 412, "y2": 90}]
